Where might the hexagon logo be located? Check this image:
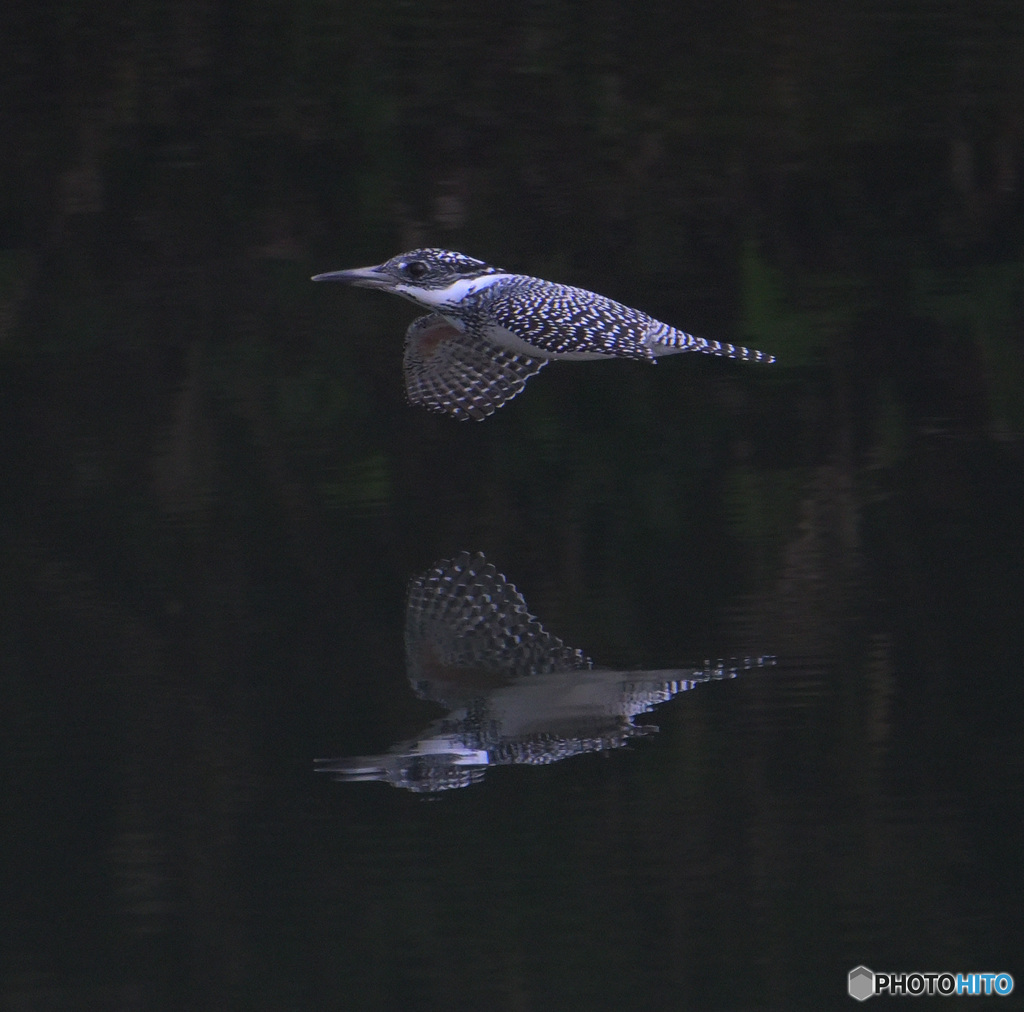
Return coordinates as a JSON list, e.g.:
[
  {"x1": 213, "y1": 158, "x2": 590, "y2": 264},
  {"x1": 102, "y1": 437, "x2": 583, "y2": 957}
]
[{"x1": 848, "y1": 966, "x2": 875, "y2": 1001}]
